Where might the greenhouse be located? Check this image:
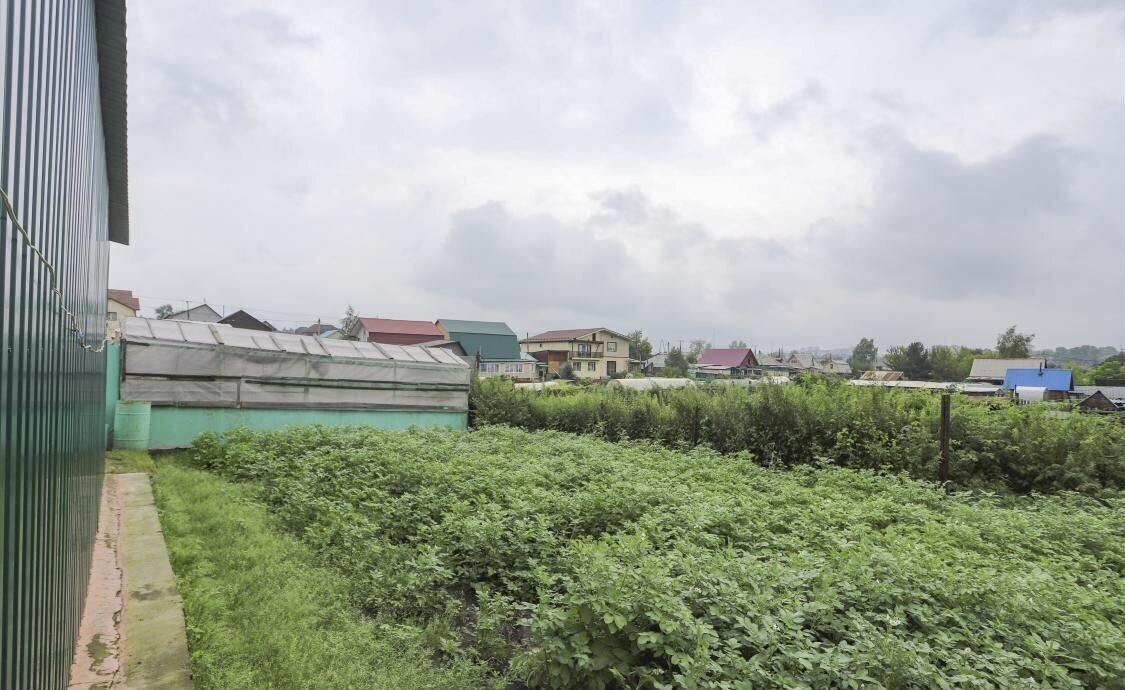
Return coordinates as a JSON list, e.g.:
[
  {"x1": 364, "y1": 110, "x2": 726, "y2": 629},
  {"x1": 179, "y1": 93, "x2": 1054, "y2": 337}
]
[{"x1": 110, "y1": 318, "x2": 470, "y2": 448}]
